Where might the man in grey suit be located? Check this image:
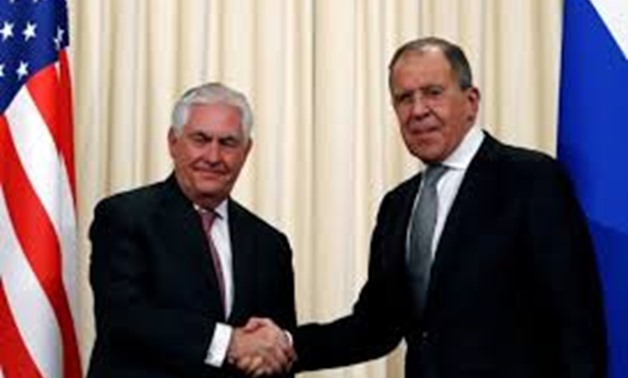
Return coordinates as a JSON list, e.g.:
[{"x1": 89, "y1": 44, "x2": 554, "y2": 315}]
[
  {"x1": 87, "y1": 83, "x2": 296, "y2": 378},
  {"x1": 240, "y1": 37, "x2": 607, "y2": 377}
]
